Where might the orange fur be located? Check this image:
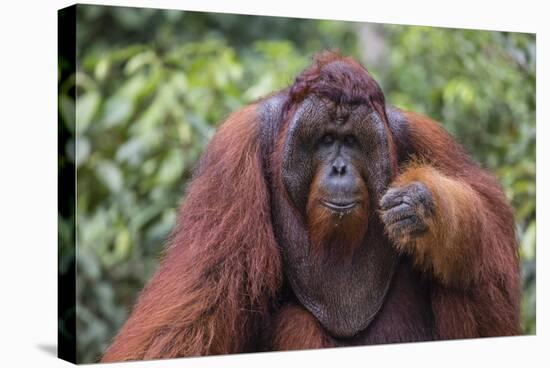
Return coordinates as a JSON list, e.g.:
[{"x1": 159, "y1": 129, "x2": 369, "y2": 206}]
[
  {"x1": 390, "y1": 110, "x2": 520, "y2": 337},
  {"x1": 391, "y1": 164, "x2": 483, "y2": 286},
  {"x1": 102, "y1": 105, "x2": 282, "y2": 361},
  {"x1": 306, "y1": 170, "x2": 369, "y2": 258},
  {"x1": 271, "y1": 304, "x2": 334, "y2": 351}
]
